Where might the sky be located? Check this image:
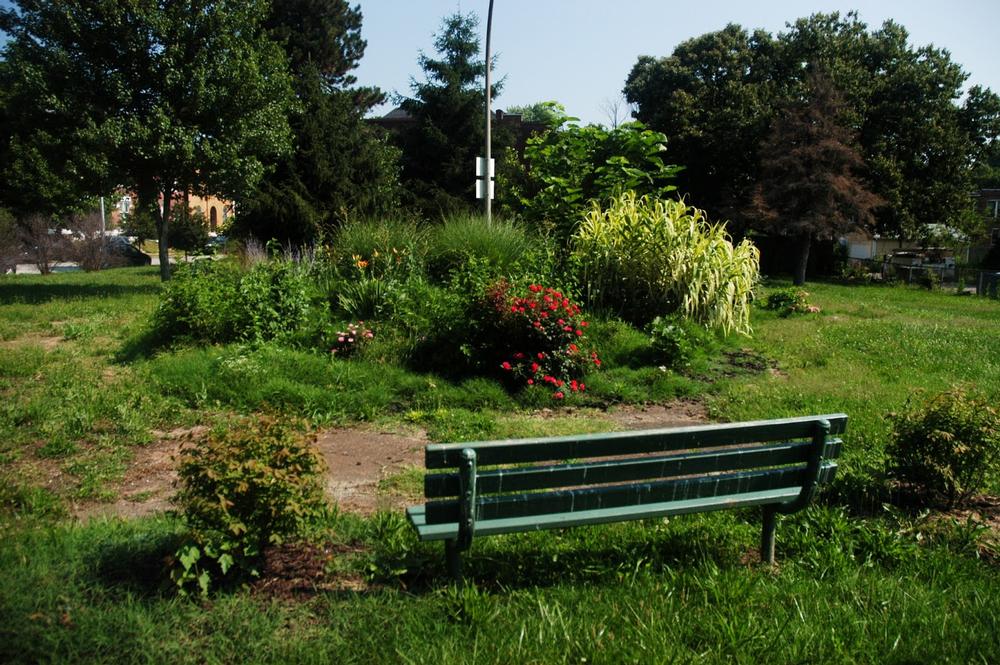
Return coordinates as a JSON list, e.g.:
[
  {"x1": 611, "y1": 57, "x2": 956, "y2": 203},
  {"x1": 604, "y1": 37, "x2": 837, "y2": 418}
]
[{"x1": 353, "y1": 0, "x2": 1000, "y2": 125}]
